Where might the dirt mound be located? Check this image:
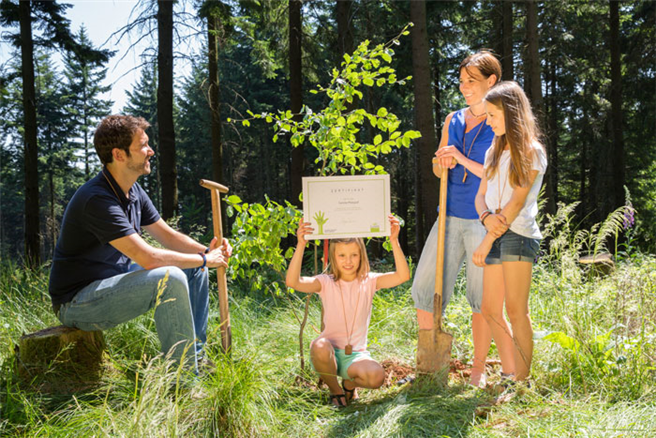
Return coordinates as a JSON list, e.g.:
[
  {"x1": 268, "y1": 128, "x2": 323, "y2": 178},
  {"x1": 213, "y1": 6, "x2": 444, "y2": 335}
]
[{"x1": 381, "y1": 358, "x2": 414, "y2": 387}]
